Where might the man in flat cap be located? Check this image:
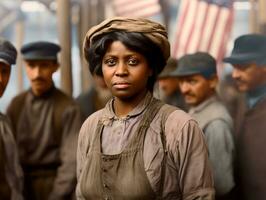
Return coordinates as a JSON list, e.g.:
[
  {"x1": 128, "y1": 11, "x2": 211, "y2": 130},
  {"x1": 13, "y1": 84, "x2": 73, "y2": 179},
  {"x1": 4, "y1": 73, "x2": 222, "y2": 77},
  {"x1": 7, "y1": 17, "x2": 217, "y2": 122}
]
[
  {"x1": 6, "y1": 41, "x2": 81, "y2": 200},
  {"x1": 0, "y1": 38, "x2": 23, "y2": 200},
  {"x1": 224, "y1": 34, "x2": 266, "y2": 200},
  {"x1": 157, "y1": 57, "x2": 187, "y2": 111},
  {"x1": 175, "y1": 52, "x2": 235, "y2": 200}
]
